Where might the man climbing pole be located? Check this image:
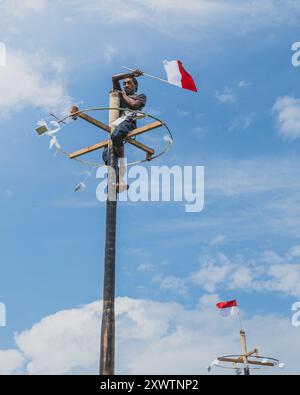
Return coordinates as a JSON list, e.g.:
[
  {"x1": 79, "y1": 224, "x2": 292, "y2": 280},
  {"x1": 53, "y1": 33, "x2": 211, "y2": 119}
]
[{"x1": 102, "y1": 69, "x2": 146, "y2": 191}]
